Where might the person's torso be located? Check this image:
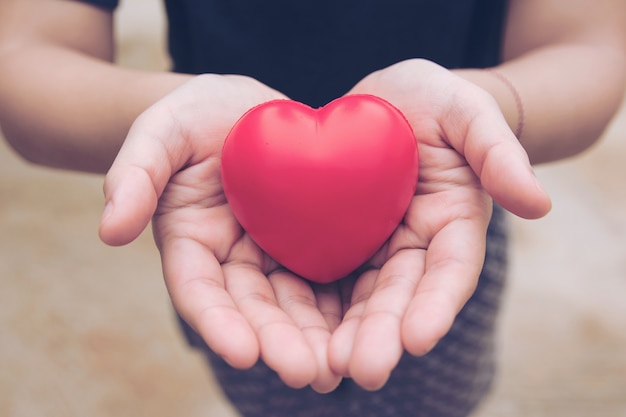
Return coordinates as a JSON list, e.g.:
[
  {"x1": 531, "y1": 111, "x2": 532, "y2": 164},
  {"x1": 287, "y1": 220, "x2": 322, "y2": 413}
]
[{"x1": 164, "y1": 0, "x2": 508, "y2": 106}]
